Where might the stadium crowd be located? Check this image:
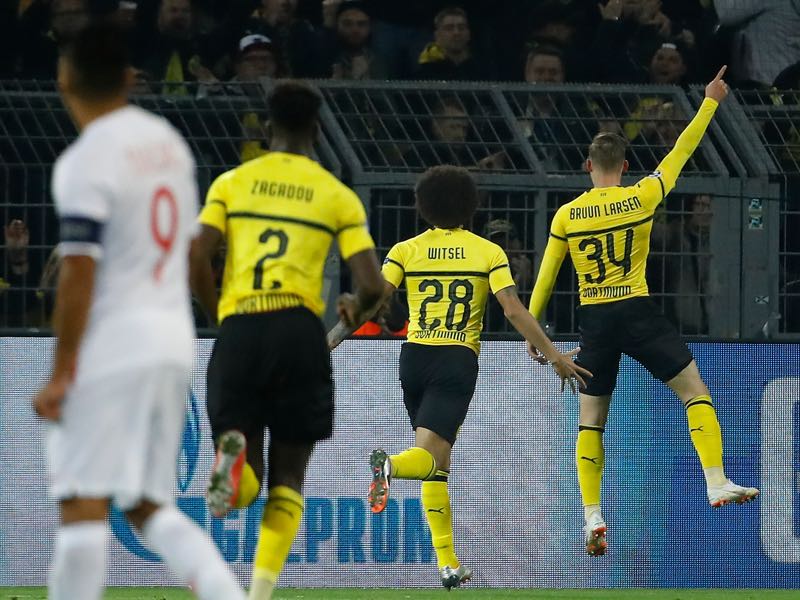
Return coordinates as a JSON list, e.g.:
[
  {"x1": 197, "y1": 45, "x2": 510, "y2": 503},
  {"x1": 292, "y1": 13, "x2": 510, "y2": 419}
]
[{"x1": 1, "y1": 0, "x2": 799, "y2": 334}]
